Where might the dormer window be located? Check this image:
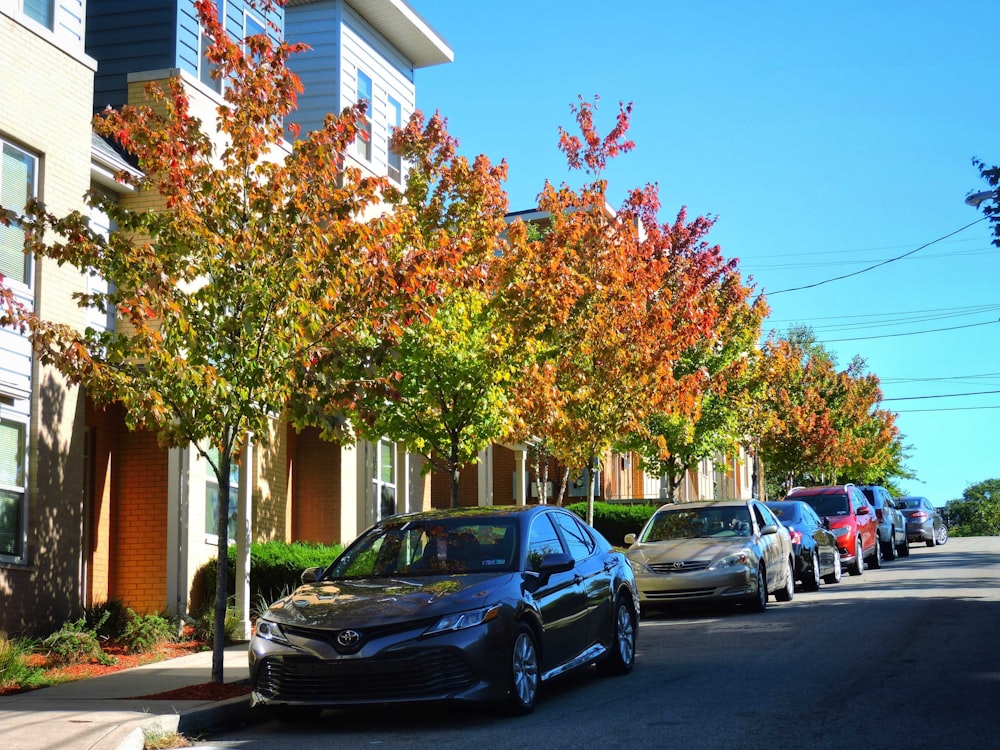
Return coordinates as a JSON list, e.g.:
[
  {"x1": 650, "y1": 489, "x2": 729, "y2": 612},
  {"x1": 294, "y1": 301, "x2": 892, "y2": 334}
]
[
  {"x1": 354, "y1": 70, "x2": 373, "y2": 162},
  {"x1": 22, "y1": 0, "x2": 53, "y2": 29}
]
